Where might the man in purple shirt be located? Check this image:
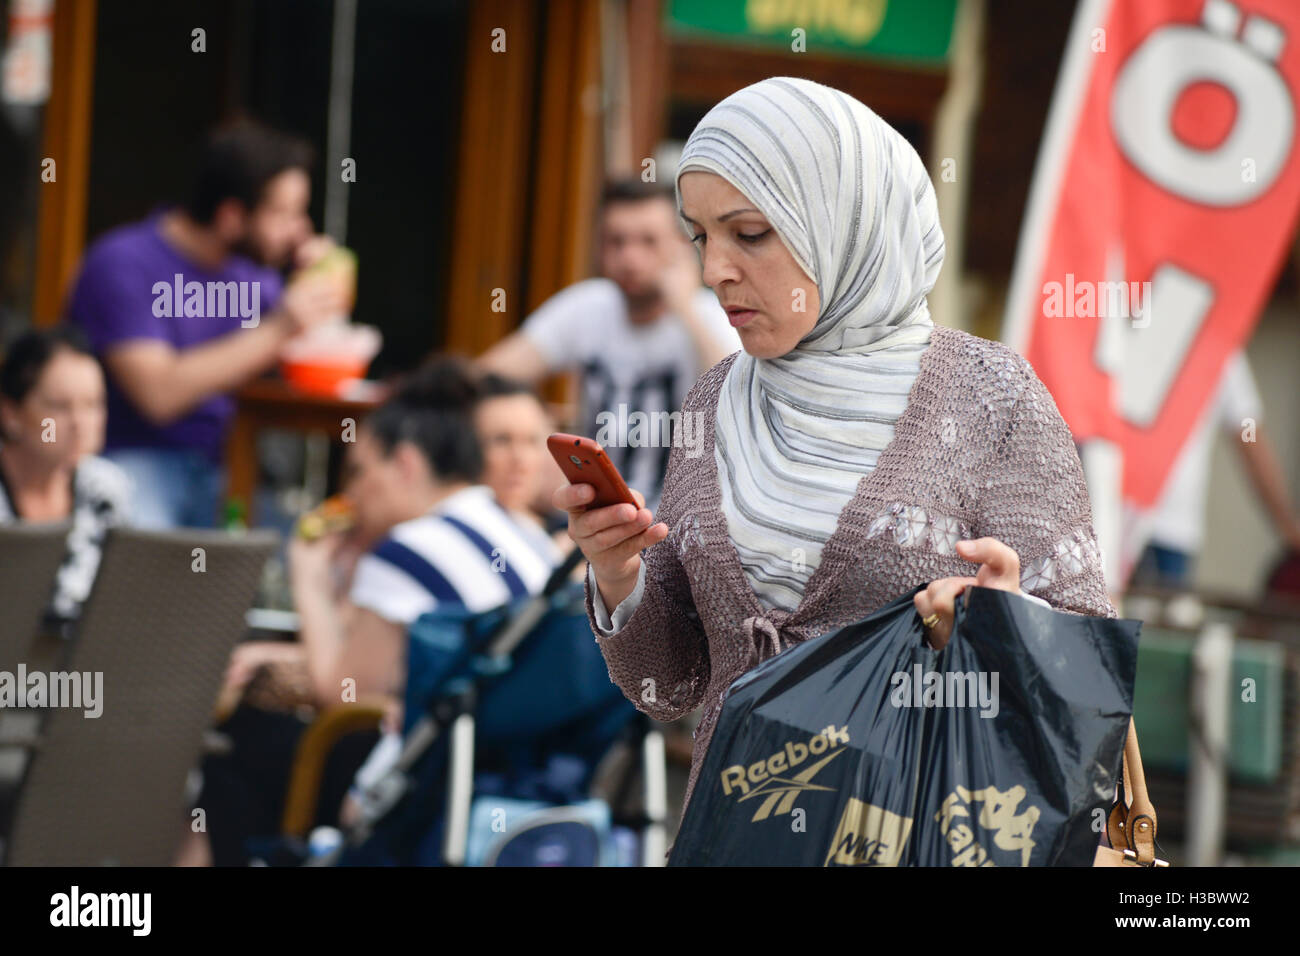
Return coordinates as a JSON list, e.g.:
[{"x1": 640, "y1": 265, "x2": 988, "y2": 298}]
[{"x1": 67, "y1": 121, "x2": 346, "y2": 528}]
